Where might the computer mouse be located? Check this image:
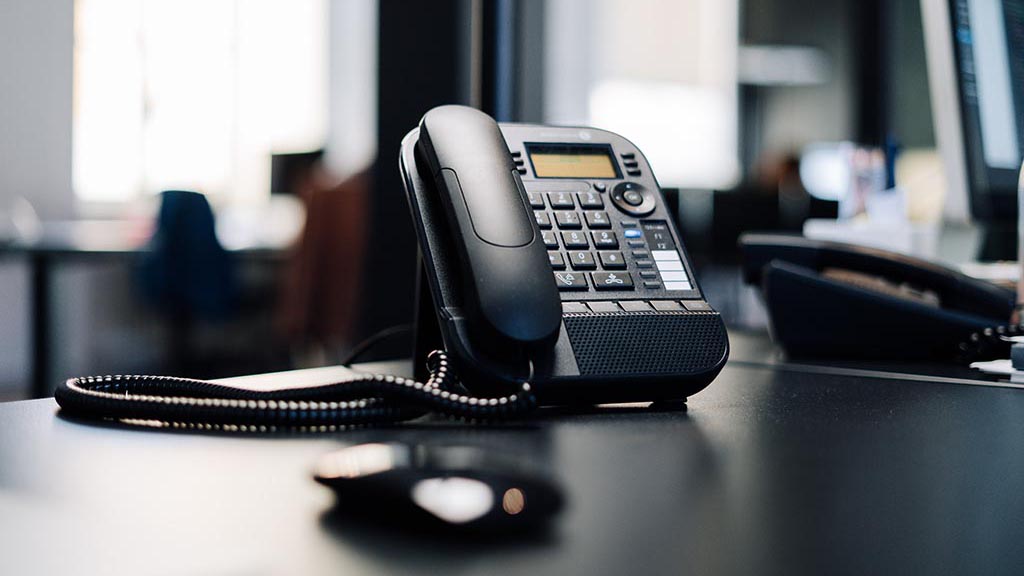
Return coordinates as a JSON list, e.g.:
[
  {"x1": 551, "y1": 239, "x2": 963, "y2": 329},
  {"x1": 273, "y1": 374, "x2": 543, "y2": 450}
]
[{"x1": 314, "y1": 442, "x2": 564, "y2": 532}]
